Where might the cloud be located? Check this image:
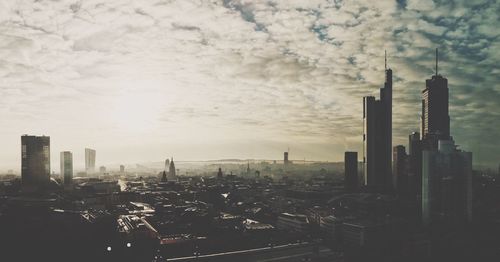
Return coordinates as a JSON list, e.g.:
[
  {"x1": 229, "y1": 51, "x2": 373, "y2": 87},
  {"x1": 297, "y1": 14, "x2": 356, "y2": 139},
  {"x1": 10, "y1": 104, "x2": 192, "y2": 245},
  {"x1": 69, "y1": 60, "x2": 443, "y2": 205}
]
[{"x1": 0, "y1": 0, "x2": 498, "y2": 169}]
